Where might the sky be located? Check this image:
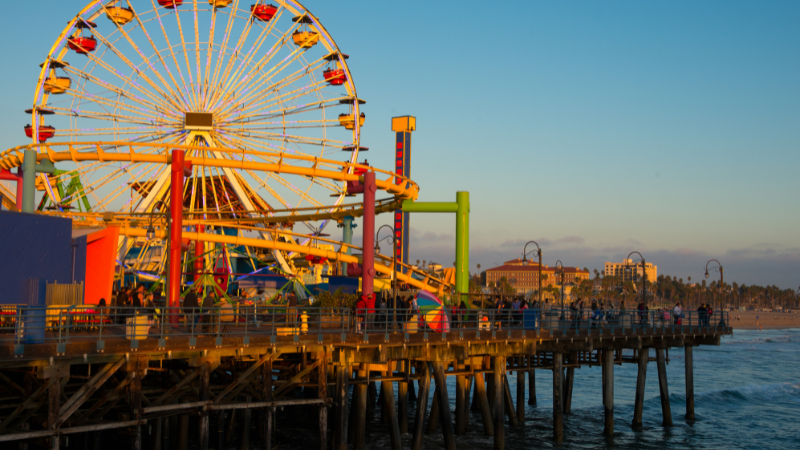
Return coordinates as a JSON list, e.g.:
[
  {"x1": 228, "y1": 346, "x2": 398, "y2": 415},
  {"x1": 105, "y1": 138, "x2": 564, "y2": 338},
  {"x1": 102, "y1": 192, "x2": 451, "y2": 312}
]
[{"x1": 0, "y1": 1, "x2": 798, "y2": 289}]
